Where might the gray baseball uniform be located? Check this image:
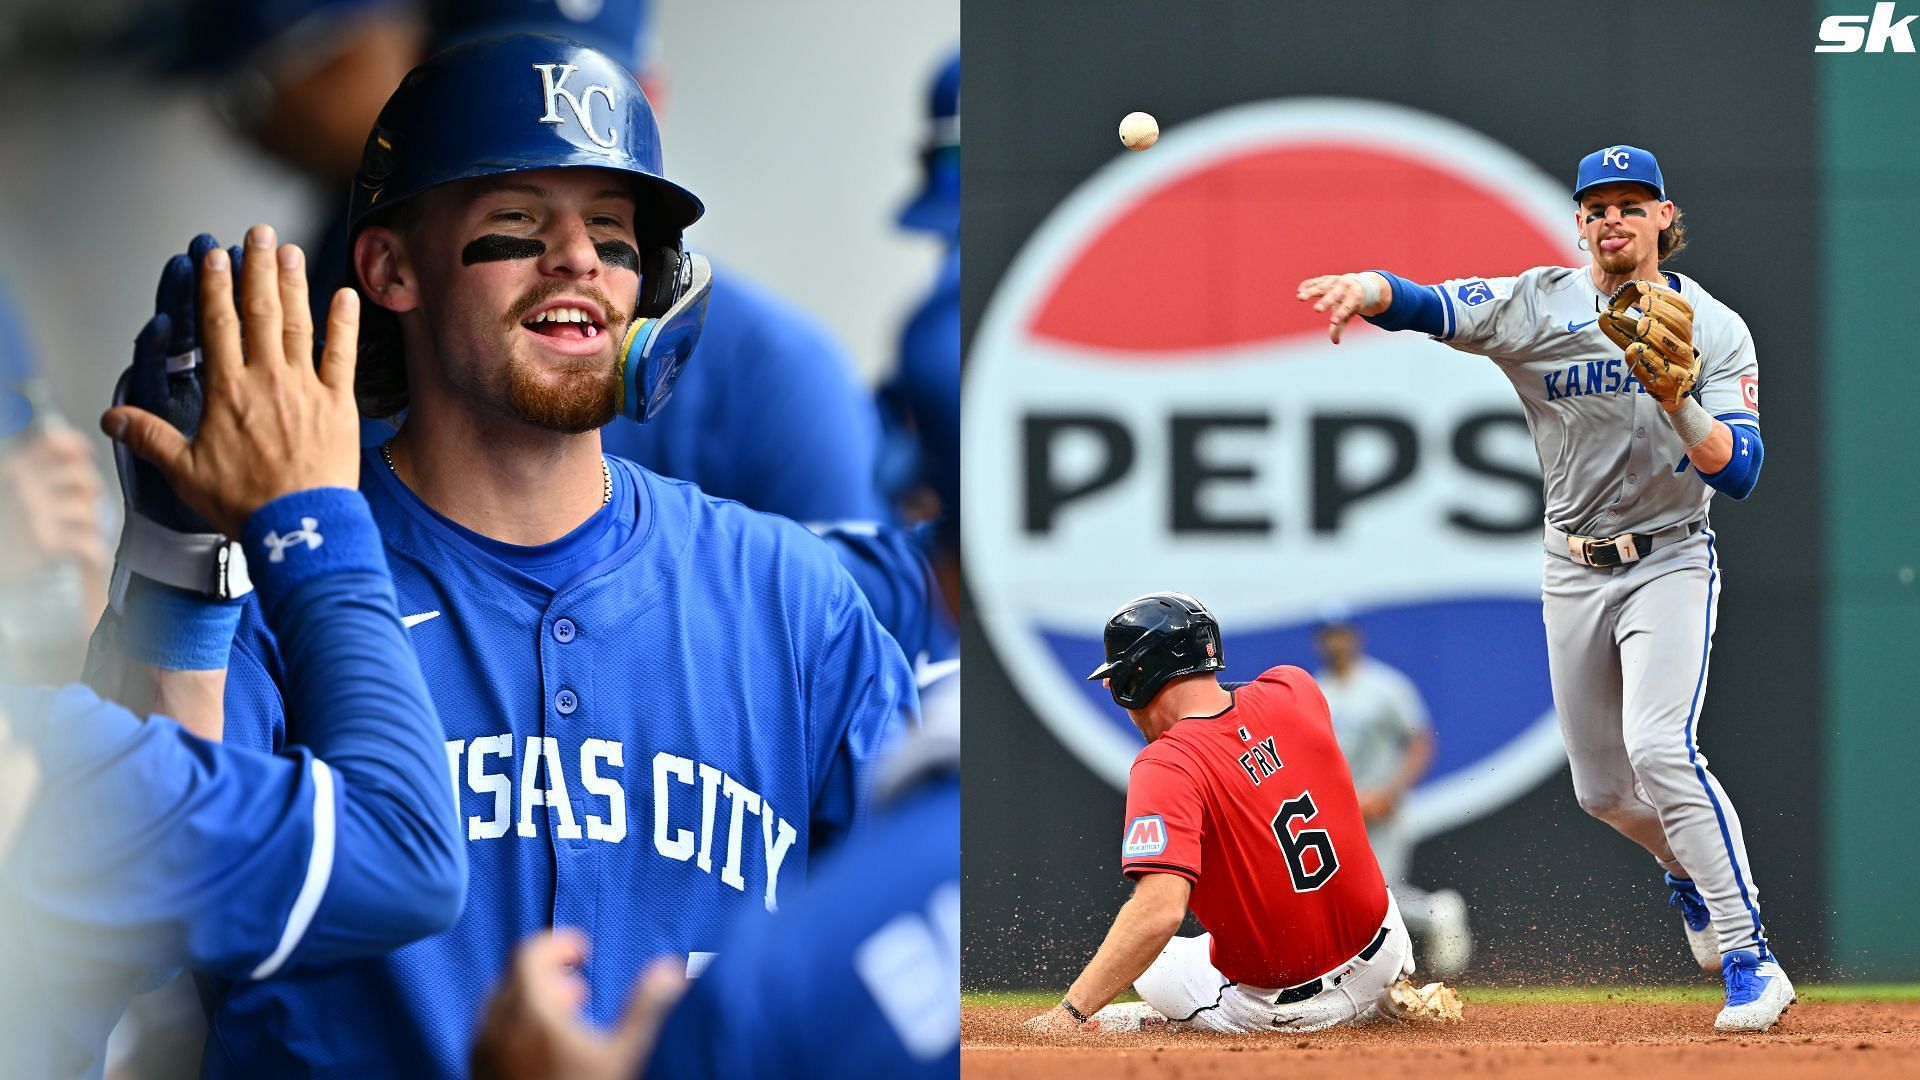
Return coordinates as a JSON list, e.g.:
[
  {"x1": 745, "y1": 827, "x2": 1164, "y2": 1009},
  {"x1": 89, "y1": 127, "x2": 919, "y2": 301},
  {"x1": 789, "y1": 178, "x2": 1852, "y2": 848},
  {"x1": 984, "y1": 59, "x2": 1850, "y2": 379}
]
[{"x1": 1409, "y1": 266, "x2": 1767, "y2": 957}]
